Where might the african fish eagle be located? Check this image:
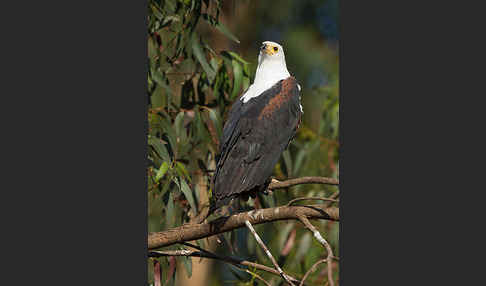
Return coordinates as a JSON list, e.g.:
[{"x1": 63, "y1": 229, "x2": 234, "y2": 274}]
[{"x1": 211, "y1": 41, "x2": 302, "y2": 212}]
